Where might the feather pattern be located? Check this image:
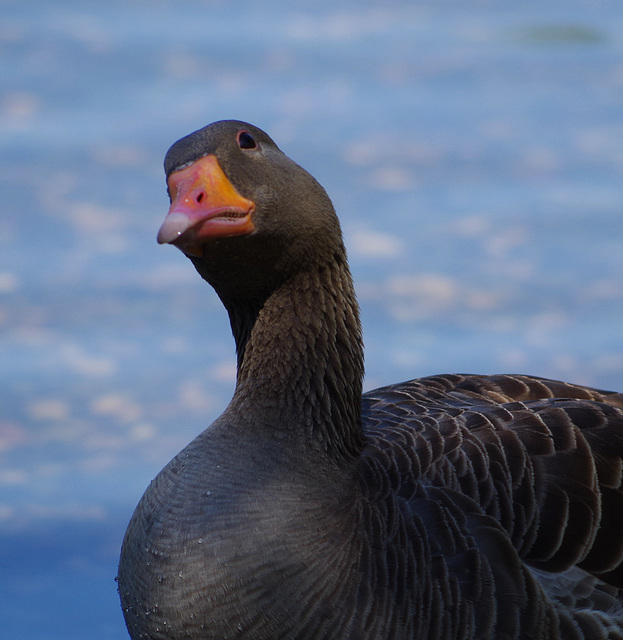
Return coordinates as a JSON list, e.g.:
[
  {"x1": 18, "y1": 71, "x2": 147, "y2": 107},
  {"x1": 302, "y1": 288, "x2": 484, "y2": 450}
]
[{"x1": 360, "y1": 373, "x2": 623, "y2": 638}]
